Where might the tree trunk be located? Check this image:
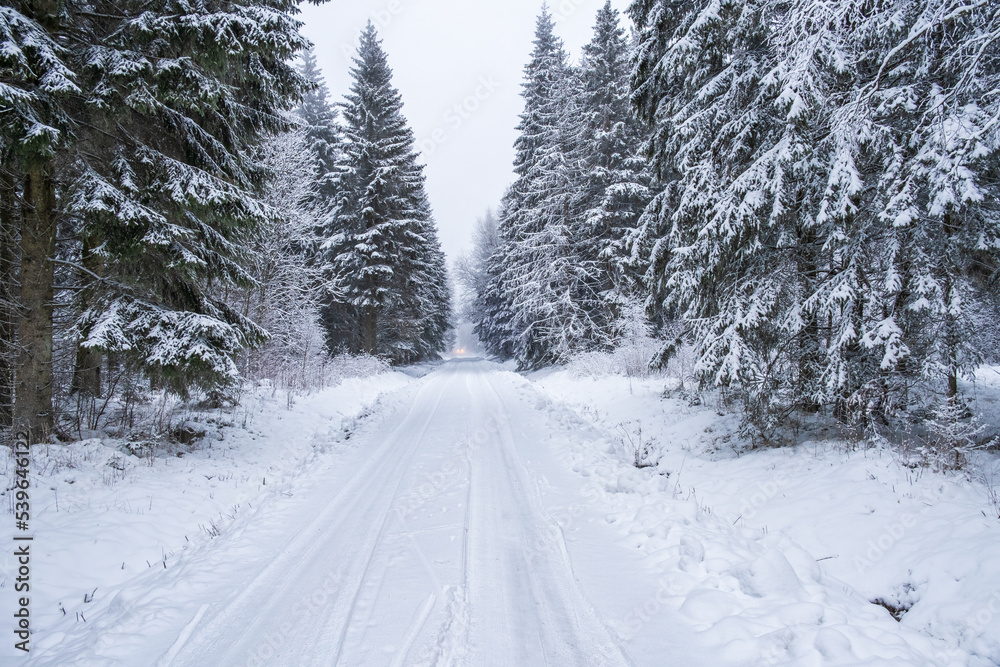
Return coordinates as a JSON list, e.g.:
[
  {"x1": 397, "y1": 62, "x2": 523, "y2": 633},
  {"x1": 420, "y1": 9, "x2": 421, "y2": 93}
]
[
  {"x1": 0, "y1": 169, "x2": 17, "y2": 433},
  {"x1": 943, "y1": 212, "x2": 959, "y2": 399},
  {"x1": 15, "y1": 162, "x2": 56, "y2": 443},
  {"x1": 796, "y1": 224, "x2": 822, "y2": 414},
  {"x1": 363, "y1": 306, "x2": 377, "y2": 355},
  {"x1": 944, "y1": 277, "x2": 959, "y2": 398},
  {"x1": 72, "y1": 234, "x2": 103, "y2": 397}
]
